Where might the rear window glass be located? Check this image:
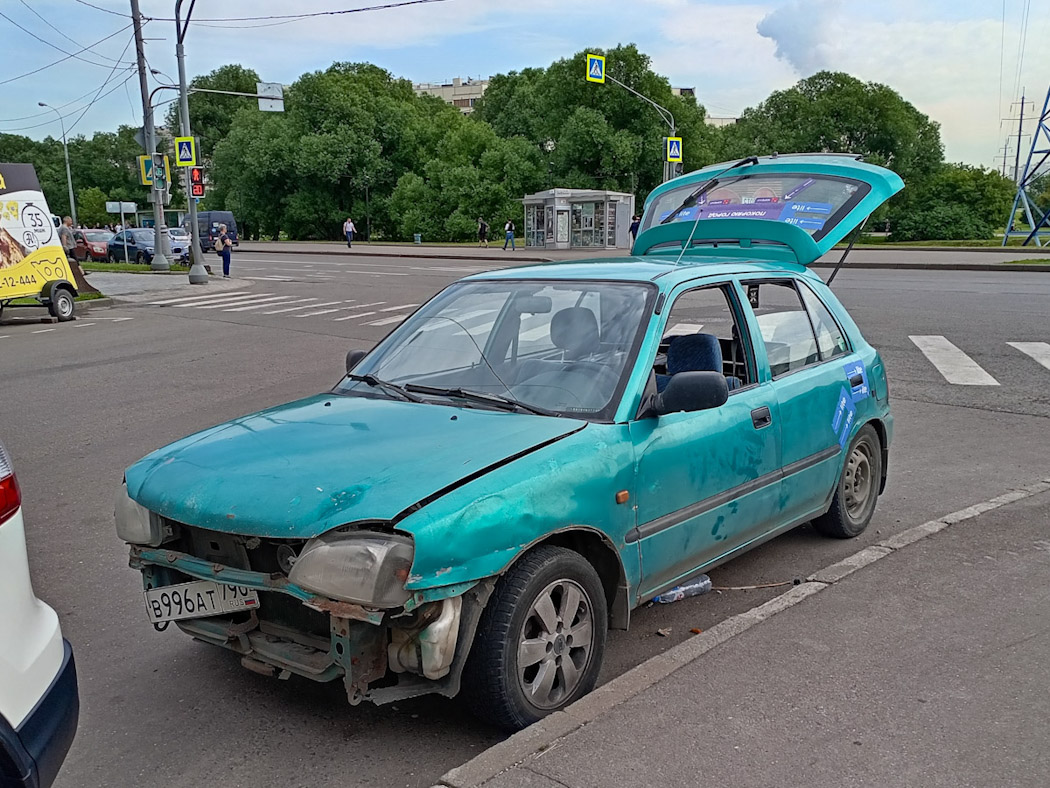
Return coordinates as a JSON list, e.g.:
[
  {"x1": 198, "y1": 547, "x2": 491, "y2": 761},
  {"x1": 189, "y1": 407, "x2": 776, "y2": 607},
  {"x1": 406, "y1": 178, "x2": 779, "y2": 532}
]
[{"x1": 640, "y1": 172, "x2": 870, "y2": 241}]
